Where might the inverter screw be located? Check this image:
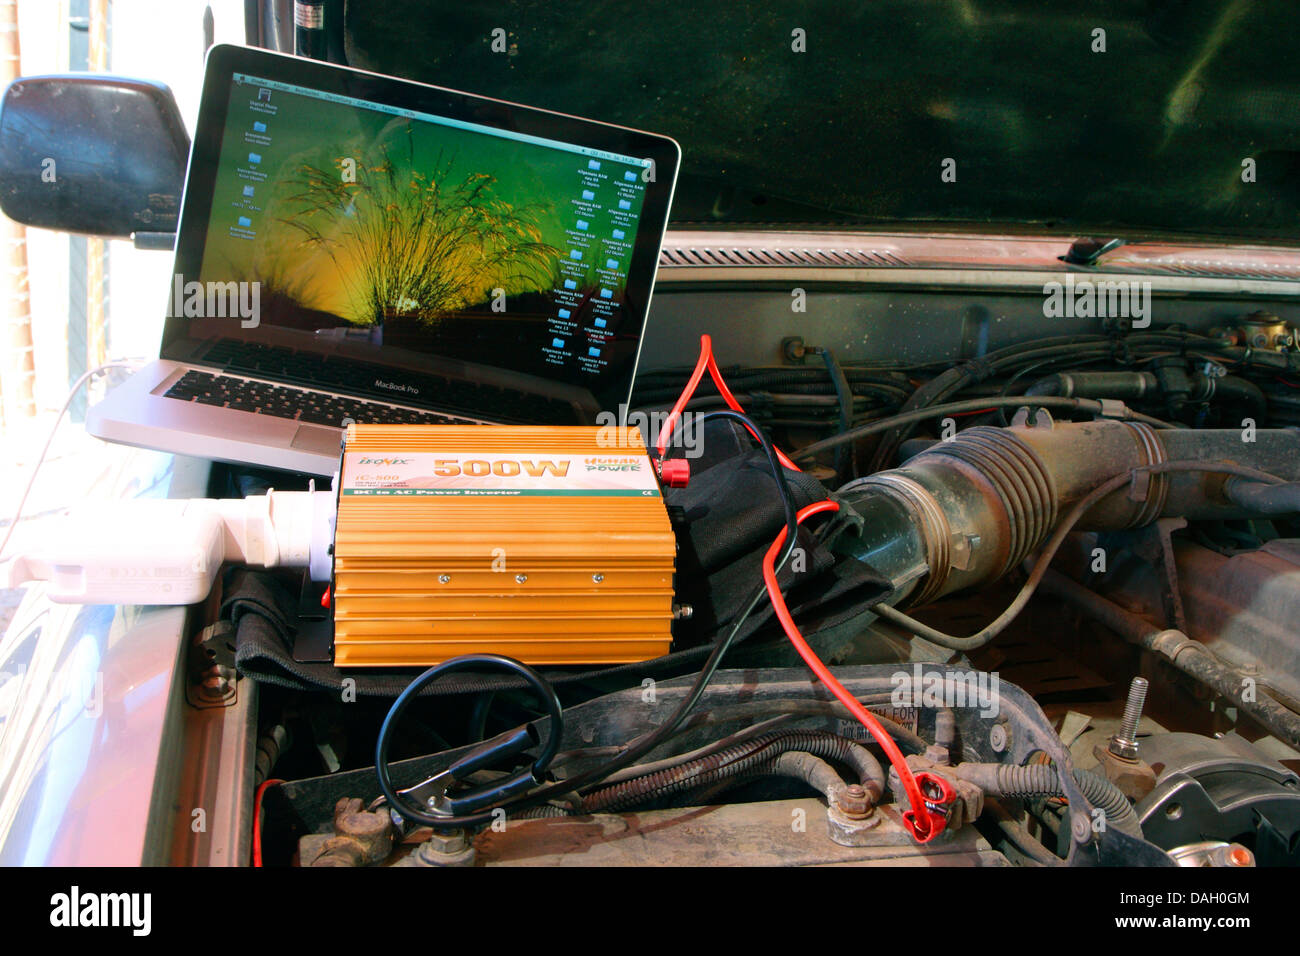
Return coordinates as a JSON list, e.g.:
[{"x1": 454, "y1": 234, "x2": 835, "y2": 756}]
[
  {"x1": 439, "y1": 574, "x2": 451, "y2": 584},
  {"x1": 516, "y1": 574, "x2": 527, "y2": 584},
  {"x1": 592, "y1": 573, "x2": 604, "y2": 583}
]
